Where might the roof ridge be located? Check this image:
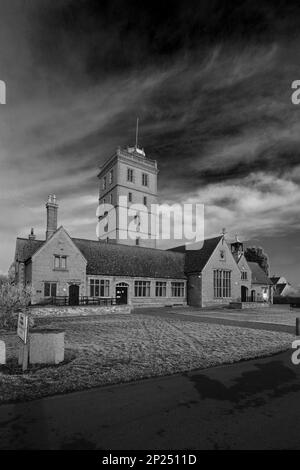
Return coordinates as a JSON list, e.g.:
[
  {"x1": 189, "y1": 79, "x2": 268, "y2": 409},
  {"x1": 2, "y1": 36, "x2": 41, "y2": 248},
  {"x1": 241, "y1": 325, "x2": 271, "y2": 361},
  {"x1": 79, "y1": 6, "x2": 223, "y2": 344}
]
[{"x1": 72, "y1": 238, "x2": 185, "y2": 254}]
